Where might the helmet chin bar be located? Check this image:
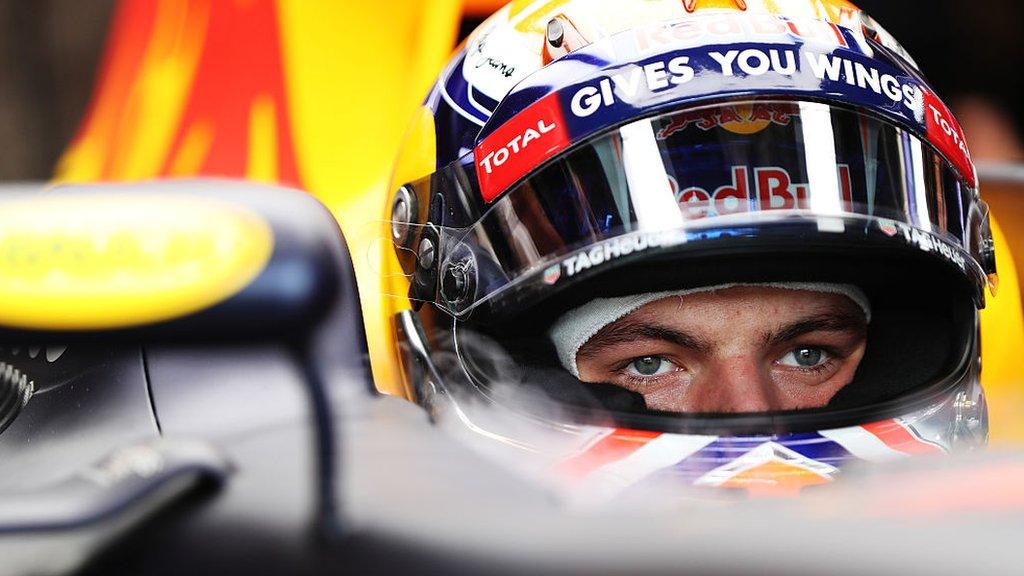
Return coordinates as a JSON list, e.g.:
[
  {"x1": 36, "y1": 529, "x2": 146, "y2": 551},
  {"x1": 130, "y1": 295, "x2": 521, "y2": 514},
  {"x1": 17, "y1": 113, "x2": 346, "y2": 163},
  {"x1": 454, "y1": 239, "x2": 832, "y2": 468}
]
[
  {"x1": 944, "y1": 319, "x2": 987, "y2": 449},
  {"x1": 950, "y1": 379, "x2": 988, "y2": 448},
  {"x1": 393, "y1": 310, "x2": 448, "y2": 411}
]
